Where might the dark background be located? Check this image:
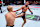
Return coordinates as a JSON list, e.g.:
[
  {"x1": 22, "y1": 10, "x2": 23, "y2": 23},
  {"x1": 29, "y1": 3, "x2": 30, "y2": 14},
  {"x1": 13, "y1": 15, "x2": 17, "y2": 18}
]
[{"x1": 3, "y1": 0, "x2": 40, "y2": 5}]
